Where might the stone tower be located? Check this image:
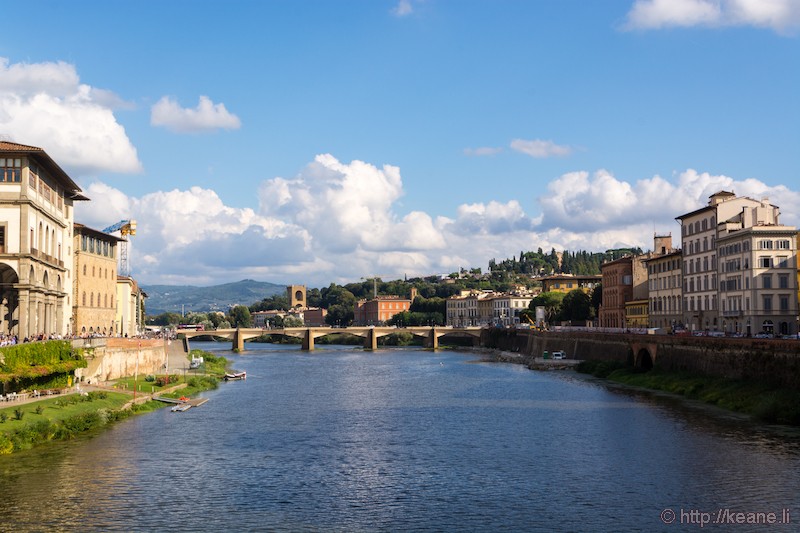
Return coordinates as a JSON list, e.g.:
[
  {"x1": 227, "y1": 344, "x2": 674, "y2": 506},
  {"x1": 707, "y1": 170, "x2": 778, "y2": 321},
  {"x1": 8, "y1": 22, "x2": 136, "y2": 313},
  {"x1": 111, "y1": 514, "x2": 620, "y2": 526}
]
[{"x1": 287, "y1": 285, "x2": 307, "y2": 308}]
